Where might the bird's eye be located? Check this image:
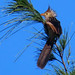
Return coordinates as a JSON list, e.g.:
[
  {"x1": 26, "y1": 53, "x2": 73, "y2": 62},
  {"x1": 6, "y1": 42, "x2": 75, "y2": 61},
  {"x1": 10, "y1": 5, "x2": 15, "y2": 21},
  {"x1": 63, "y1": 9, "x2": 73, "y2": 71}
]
[{"x1": 46, "y1": 13, "x2": 48, "y2": 15}]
